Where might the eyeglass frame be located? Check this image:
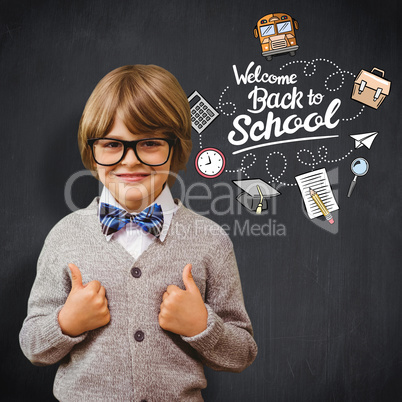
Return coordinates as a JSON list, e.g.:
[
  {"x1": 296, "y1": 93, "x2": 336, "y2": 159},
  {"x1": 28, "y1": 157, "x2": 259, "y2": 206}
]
[{"x1": 87, "y1": 137, "x2": 177, "y2": 167}]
